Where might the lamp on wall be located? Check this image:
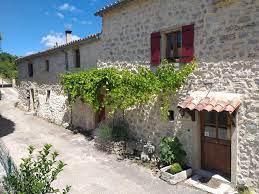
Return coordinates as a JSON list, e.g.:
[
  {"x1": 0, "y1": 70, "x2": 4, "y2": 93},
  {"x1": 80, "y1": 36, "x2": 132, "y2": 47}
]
[
  {"x1": 179, "y1": 108, "x2": 185, "y2": 117},
  {"x1": 178, "y1": 108, "x2": 196, "y2": 122}
]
